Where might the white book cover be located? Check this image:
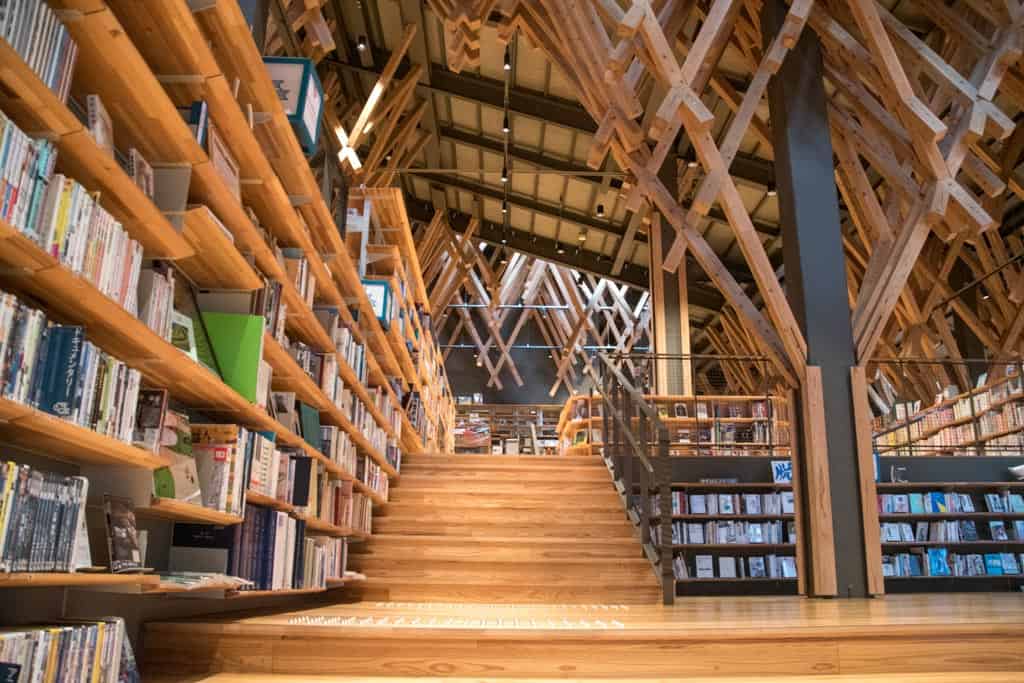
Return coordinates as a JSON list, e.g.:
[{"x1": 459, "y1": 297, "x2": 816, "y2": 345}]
[
  {"x1": 718, "y1": 556, "x2": 737, "y2": 578},
  {"x1": 272, "y1": 511, "x2": 287, "y2": 590},
  {"x1": 695, "y1": 554, "x2": 714, "y2": 578}
]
